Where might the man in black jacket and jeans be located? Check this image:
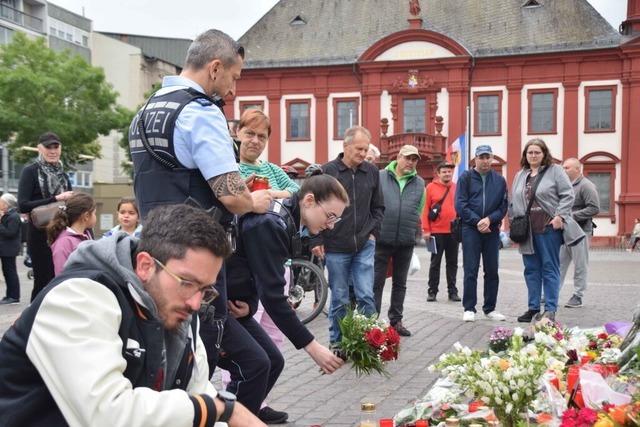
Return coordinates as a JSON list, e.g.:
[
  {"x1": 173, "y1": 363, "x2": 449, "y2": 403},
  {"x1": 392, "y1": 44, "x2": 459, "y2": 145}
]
[{"x1": 312, "y1": 126, "x2": 385, "y2": 345}]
